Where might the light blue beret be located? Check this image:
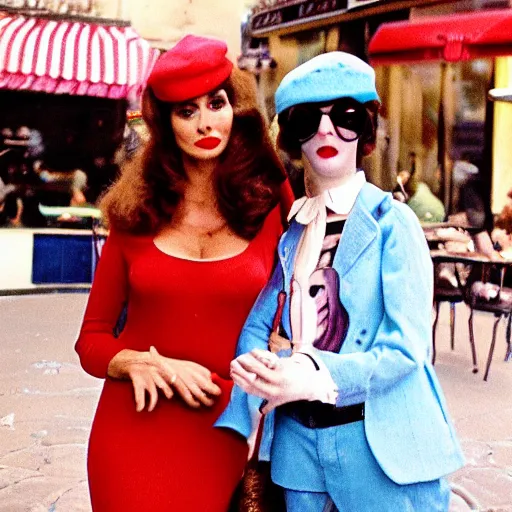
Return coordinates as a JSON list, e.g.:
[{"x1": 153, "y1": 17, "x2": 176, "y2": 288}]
[{"x1": 275, "y1": 51, "x2": 380, "y2": 114}]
